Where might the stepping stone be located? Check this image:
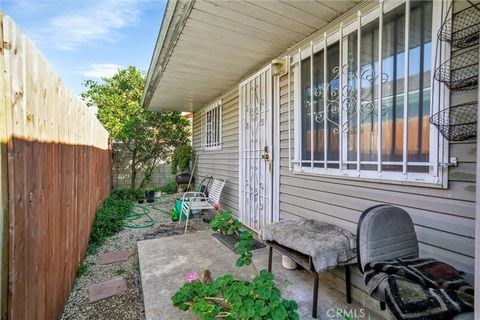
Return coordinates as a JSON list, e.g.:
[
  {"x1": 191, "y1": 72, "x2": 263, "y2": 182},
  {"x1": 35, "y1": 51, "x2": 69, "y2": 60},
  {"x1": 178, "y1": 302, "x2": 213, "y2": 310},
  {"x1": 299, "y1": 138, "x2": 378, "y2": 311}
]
[
  {"x1": 99, "y1": 250, "x2": 129, "y2": 265},
  {"x1": 88, "y1": 278, "x2": 127, "y2": 302}
]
